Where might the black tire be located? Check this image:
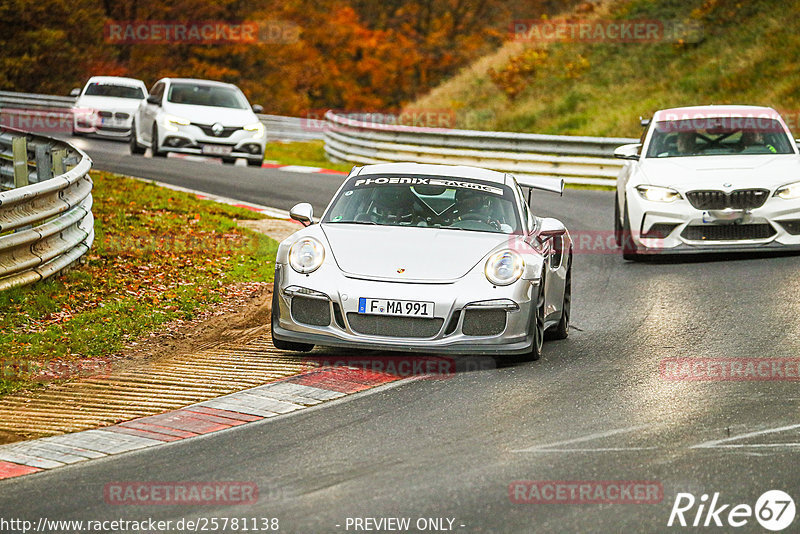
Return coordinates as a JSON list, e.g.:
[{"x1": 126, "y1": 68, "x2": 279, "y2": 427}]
[
  {"x1": 151, "y1": 126, "x2": 166, "y2": 157},
  {"x1": 614, "y1": 196, "x2": 623, "y2": 246},
  {"x1": 546, "y1": 255, "x2": 571, "y2": 341},
  {"x1": 247, "y1": 157, "x2": 263, "y2": 167},
  {"x1": 270, "y1": 281, "x2": 314, "y2": 352},
  {"x1": 621, "y1": 201, "x2": 640, "y2": 261},
  {"x1": 519, "y1": 273, "x2": 546, "y2": 361},
  {"x1": 130, "y1": 123, "x2": 146, "y2": 155}
]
